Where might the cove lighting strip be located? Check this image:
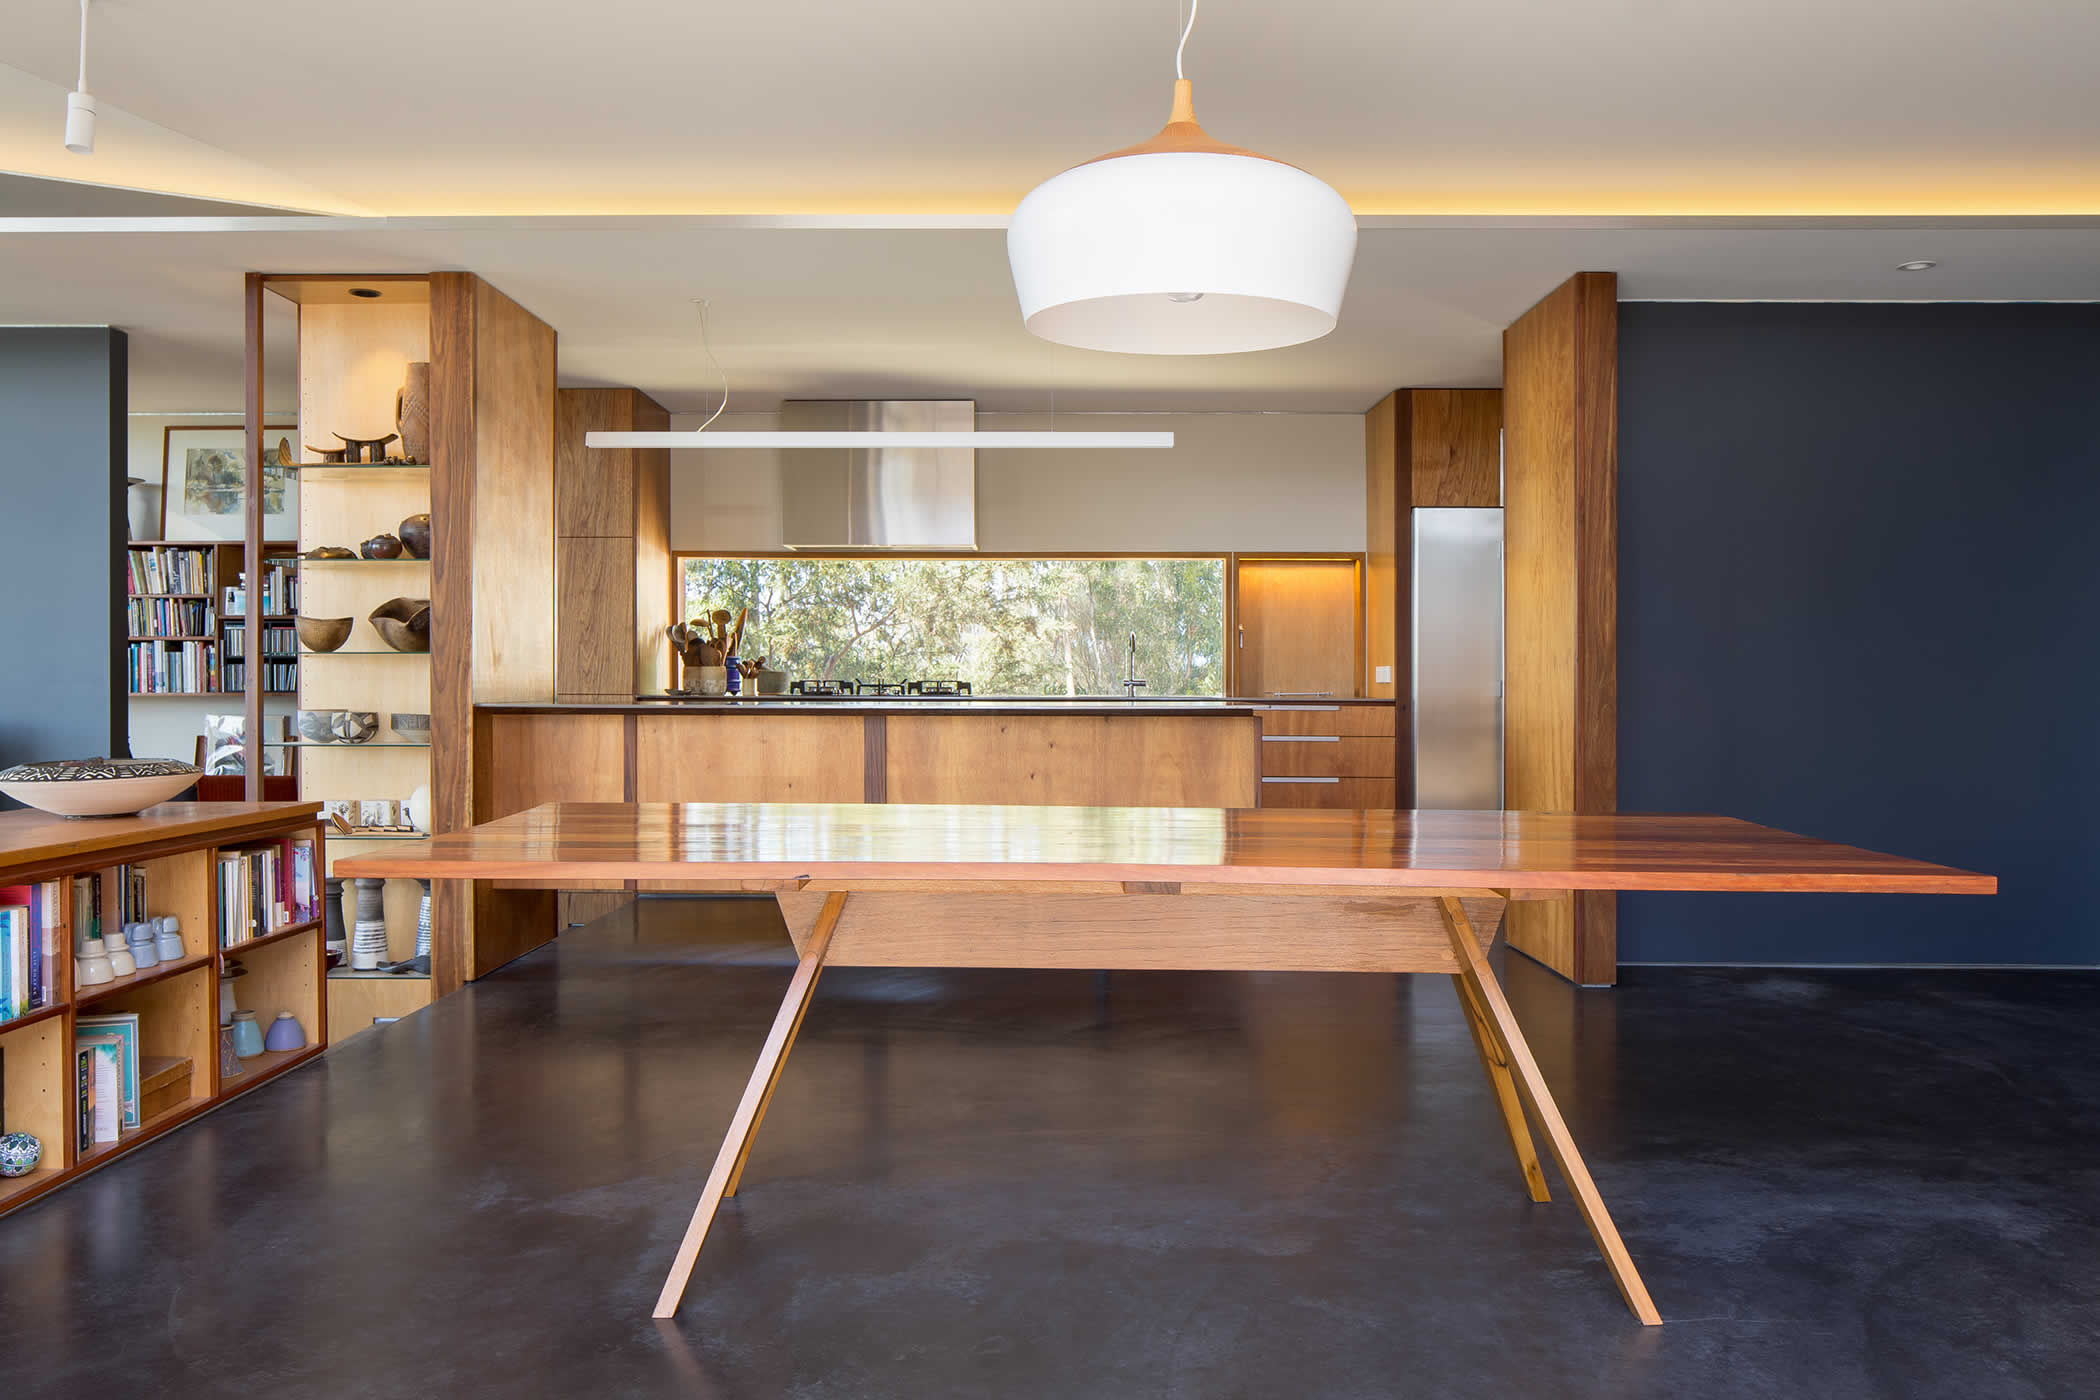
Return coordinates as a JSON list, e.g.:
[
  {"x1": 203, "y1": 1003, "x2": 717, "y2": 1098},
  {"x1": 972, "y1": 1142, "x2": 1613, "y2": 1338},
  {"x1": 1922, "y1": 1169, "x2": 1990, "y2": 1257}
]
[{"x1": 584, "y1": 430, "x2": 1174, "y2": 449}]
